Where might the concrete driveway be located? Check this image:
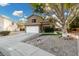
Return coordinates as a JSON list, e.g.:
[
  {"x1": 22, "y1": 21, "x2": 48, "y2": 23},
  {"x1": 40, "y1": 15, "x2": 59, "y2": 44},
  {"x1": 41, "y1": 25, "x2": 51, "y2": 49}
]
[{"x1": 0, "y1": 32, "x2": 54, "y2": 56}]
